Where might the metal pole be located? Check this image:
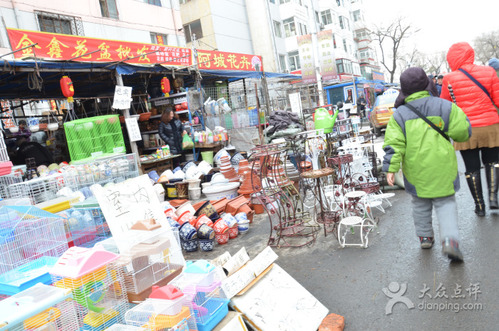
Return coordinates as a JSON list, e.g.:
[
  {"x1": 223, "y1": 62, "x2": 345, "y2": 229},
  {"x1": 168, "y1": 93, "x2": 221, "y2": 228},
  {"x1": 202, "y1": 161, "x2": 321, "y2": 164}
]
[
  {"x1": 115, "y1": 71, "x2": 140, "y2": 167},
  {"x1": 306, "y1": 0, "x2": 324, "y2": 106}
]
